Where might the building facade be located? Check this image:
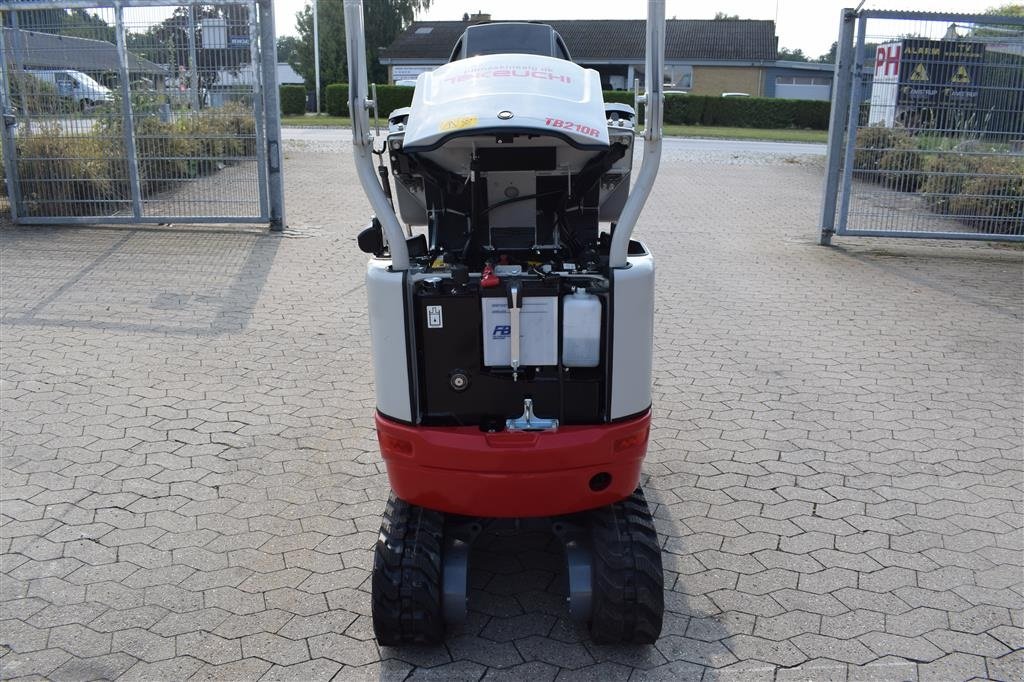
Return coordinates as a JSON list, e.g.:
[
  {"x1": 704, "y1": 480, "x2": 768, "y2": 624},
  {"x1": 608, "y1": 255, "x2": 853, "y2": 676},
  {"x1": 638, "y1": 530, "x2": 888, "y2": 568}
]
[{"x1": 381, "y1": 17, "x2": 835, "y2": 100}]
